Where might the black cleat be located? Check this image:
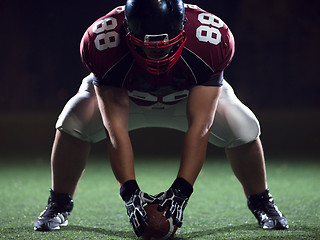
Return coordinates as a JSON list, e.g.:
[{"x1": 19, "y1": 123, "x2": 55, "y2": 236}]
[
  {"x1": 248, "y1": 189, "x2": 288, "y2": 230},
  {"x1": 34, "y1": 189, "x2": 73, "y2": 231}
]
